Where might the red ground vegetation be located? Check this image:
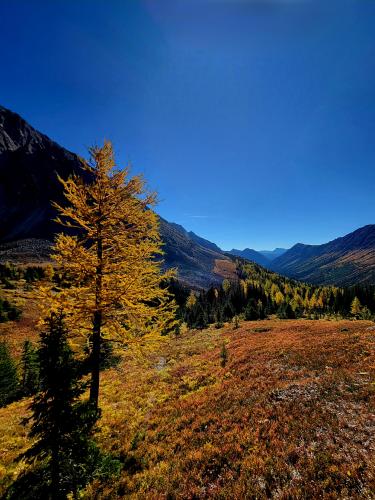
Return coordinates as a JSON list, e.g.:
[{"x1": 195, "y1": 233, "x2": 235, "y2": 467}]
[
  {"x1": 1, "y1": 315, "x2": 374, "y2": 498},
  {"x1": 89, "y1": 319, "x2": 375, "y2": 498}
]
